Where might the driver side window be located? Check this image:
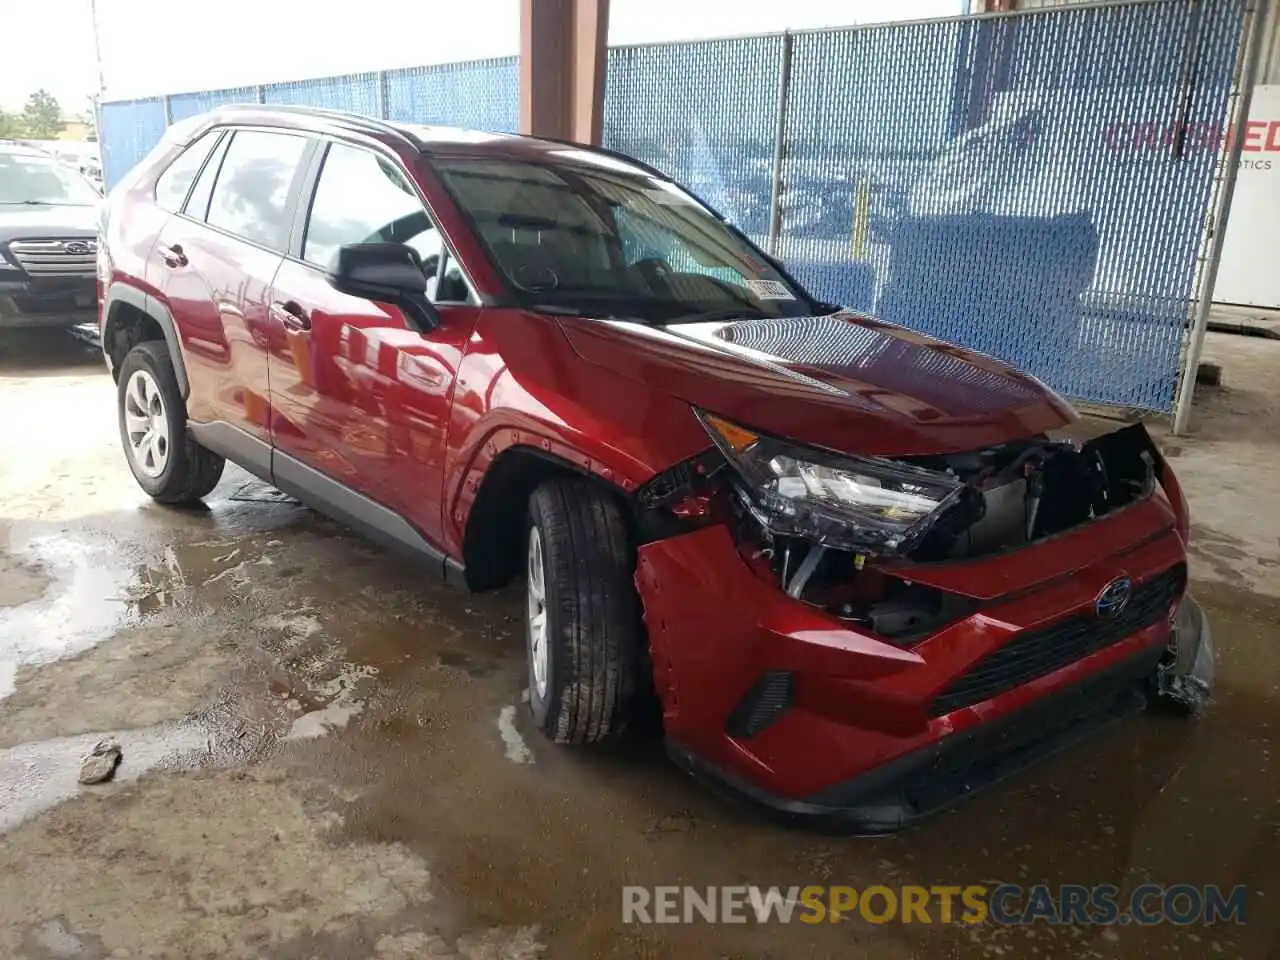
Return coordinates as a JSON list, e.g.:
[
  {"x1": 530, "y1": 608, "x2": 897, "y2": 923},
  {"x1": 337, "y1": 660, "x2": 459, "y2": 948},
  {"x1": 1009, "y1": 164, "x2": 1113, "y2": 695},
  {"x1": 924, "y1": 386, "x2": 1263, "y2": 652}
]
[{"x1": 302, "y1": 142, "x2": 468, "y2": 302}]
